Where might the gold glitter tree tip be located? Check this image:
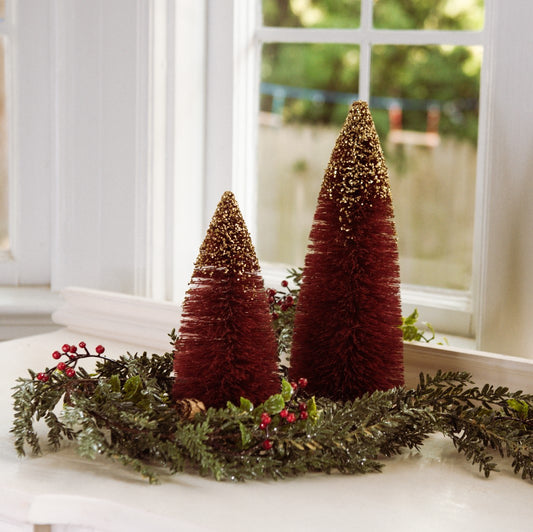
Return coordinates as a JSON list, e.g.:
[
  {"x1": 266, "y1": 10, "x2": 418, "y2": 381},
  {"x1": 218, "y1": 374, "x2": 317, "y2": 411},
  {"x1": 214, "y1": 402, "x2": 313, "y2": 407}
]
[
  {"x1": 322, "y1": 100, "x2": 392, "y2": 232},
  {"x1": 195, "y1": 191, "x2": 260, "y2": 276}
]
